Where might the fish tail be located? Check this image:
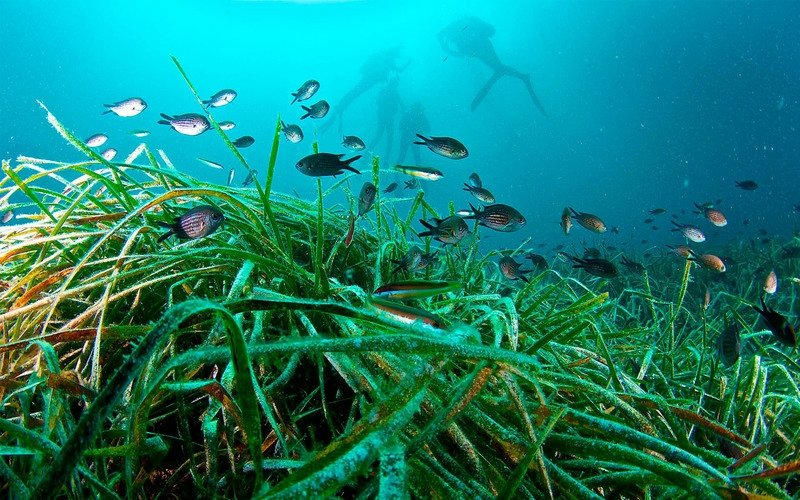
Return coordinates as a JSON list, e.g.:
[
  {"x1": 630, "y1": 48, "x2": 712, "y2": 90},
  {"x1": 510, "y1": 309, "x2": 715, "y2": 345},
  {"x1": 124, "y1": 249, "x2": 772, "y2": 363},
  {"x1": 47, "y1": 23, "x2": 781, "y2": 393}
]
[
  {"x1": 156, "y1": 222, "x2": 174, "y2": 243},
  {"x1": 291, "y1": 92, "x2": 299, "y2": 105},
  {"x1": 419, "y1": 219, "x2": 435, "y2": 231},
  {"x1": 413, "y1": 133, "x2": 429, "y2": 145},
  {"x1": 159, "y1": 113, "x2": 172, "y2": 120},
  {"x1": 342, "y1": 155, "x2": 362, "y2": 174},
  {"x1": 520, "y1": 274, "x2": 530, "y2": 284},
  {"x1": 300, "y1": 106, "x2": 311, "y2": 120},
  {"x1": 280, "y1": 120, "x2": 286, "y2": 129},
  {"x1": 568, "y1": 207, "x2": 578, "y2": 217},
  {"x1": 102, "y1": 109, "x2": 112, "y2": 115},
  {"x1": 462, "y1": 183, "x2": 472, "y2": 192},
  {"x1": 157, "y1": 120, "x2": 170, "y2": 126}
]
